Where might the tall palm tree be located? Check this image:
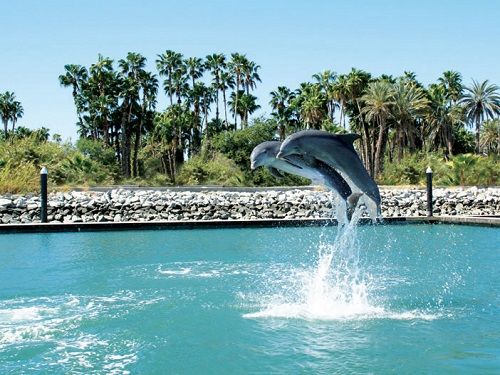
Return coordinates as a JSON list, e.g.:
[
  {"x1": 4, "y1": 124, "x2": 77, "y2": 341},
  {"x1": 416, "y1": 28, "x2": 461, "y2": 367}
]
[
  {"x1": 156, "y1": 50, "x2": 183, "y2": 106},
  {"x1": 218, "y1": 70, "x2": 235, "y2": 127},
  {"x1": 426, "y1": 84, "x2": 461, "y2": 156},
  {"x1": 228, "y1": 53, "x2": 248, "y2": 128},
  {"x1": 205, "y1": 53, "x2": 226, "y2": 122},
  {"x1": 59, "y1": 64, "x2": 88, "y2": 126},
  {"x1": 10, "y1": 100, "x2": 24, "y2": 133},
  {"x1": 362, "y1": 80, "x2": 395, "y2": 176},
  {"x1": 346, "y1": 68, "x2": 372, "y2": 173},
  {"x1": 391, "y1": 79, "x2": 429, "y2": 160},
  {"x1": 269, "y1": 86, "x2": 296, "y2": 140},
  {"x1": 313, "y1": 70, "x2": 337, "y2": 121},
  {"x1": 118, "y1": 52, "x2": 147, "y2": 177},
  {"x1": 243, "y1": 60, "x2": 261, "y2": 95},
  {"x1": 438, "y1": 70, "x2": 463, "y2": 104},
  {"x1": 132, "y1": 70, "x2": 158, "y2": 177},
  {"x1": 459, "y1": 80, "x2": 500, "y2": 153},
  {"x1": 0, "y1": 91, "x2": 16, "y2": 137},
  {"x1": 185, "y1": 57, "x2": 205, "y2": 89},
  {"x1": 298, "y1": 84, "x2": 327, "y2": 130},
  {"x1": 228, "y1": 91, "x2": 260, "y2": 127}
]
